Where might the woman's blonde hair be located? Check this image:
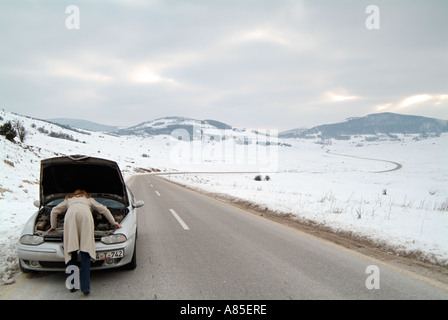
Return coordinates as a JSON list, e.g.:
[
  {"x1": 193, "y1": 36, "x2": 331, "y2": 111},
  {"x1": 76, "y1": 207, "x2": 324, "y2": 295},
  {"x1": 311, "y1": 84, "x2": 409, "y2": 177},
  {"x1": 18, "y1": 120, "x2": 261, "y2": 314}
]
[{"x1": 66, "y1": 189, "x2": 91, "y2": 199}]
